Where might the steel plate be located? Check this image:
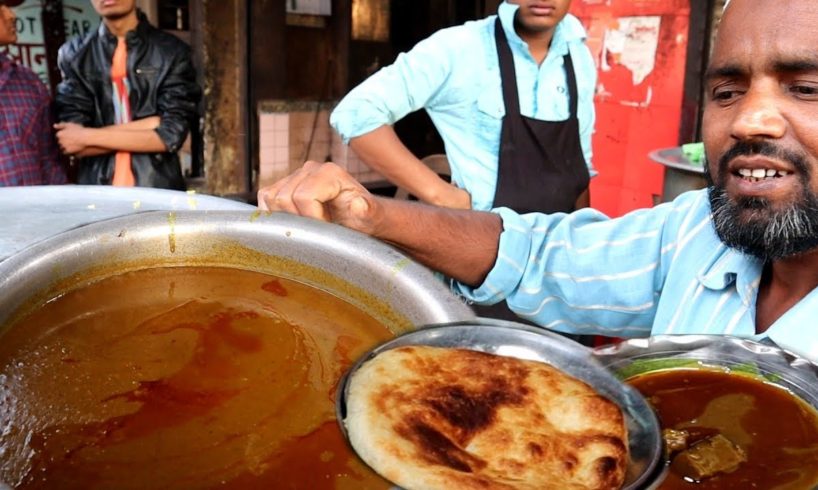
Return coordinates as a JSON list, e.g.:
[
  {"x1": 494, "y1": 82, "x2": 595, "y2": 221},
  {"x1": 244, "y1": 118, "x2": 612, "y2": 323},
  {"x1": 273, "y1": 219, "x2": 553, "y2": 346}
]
[{"x1": 336, "y1": 319, "x2": 663, "y2": 490}]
